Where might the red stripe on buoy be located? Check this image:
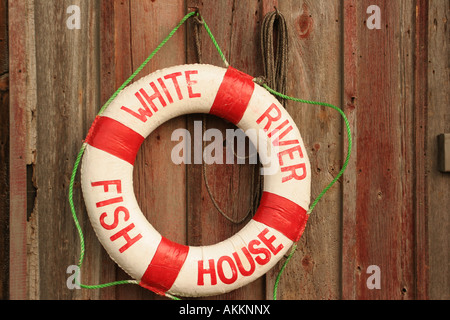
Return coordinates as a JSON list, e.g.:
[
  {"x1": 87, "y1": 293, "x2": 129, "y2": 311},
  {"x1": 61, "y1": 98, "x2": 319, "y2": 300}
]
[
  {"x1": 252, "y1": 192, "x2": 308, "y2": 242},
  {"x1": 139, "y1": 237, "x2": 189, "y2": 296},
  {"x1": 209, "y1": 67, "x2": 255, "y2": 125},
  {"x1": 85, "y1": 116, "x2": 144, "y2": 166}
]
